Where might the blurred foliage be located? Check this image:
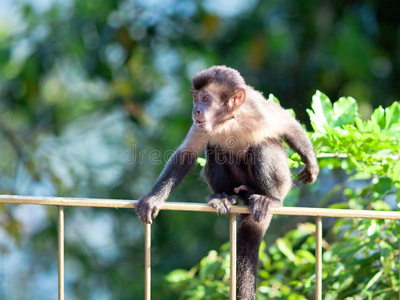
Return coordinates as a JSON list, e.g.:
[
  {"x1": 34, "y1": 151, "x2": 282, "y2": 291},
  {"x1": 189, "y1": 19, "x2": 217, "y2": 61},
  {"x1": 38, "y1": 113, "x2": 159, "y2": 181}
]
[
  {"x1": 0, "y1": 0, "x2": 400, "y2": 299},
  {"x1": 167, "y1": 93, "x2": 400, "y2": 299}
]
